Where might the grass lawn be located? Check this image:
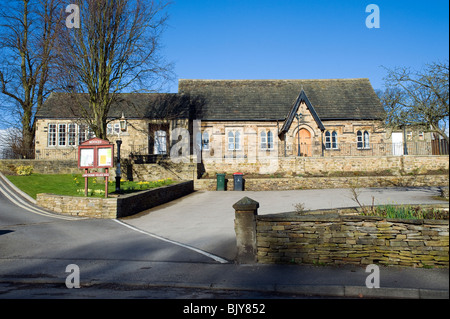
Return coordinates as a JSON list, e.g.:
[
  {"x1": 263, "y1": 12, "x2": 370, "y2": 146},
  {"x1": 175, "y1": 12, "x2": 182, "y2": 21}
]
[{"x1": 6, "y1": 174, "x2": 175, "y2": 199}]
